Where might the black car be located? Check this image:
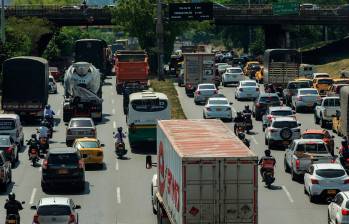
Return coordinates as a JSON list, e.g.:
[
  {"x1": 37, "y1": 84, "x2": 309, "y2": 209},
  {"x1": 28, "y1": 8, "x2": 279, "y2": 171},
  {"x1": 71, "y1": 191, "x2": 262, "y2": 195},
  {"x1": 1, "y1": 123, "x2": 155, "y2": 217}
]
[
  {"x1": 252, "y1": 93, "x2": 282, "y2": 120},
  {"x1": 0, "y1": 135, "x2": 19, "y2": 167},
  {"x1": 41, "y1": 147, "x2": 85, "y2": 192},
  {"x1": 0, "y1": 151, "x2": 12, "y2": 191}
]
